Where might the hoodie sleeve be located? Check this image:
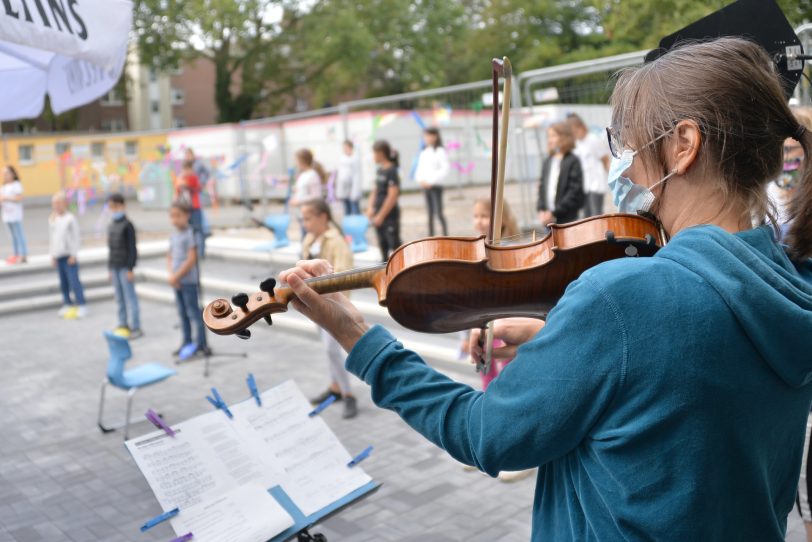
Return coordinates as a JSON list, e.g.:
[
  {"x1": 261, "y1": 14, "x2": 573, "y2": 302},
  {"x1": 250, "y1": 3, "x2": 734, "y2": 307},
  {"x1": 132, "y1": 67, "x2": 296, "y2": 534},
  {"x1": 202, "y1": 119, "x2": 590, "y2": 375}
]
[{"x1": 346, "y1": 276, "x2": 626, "y2": 473}]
